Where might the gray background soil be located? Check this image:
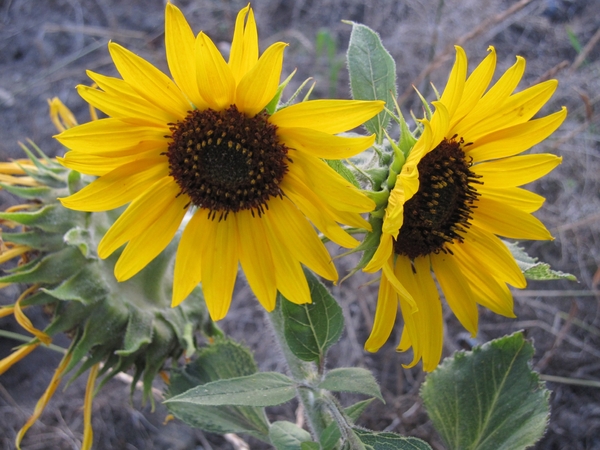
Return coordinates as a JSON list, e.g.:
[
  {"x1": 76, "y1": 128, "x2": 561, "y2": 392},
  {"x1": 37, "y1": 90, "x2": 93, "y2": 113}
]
[{"x1": 1, "y1": 0, "x2": 600, "y2": 449}]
